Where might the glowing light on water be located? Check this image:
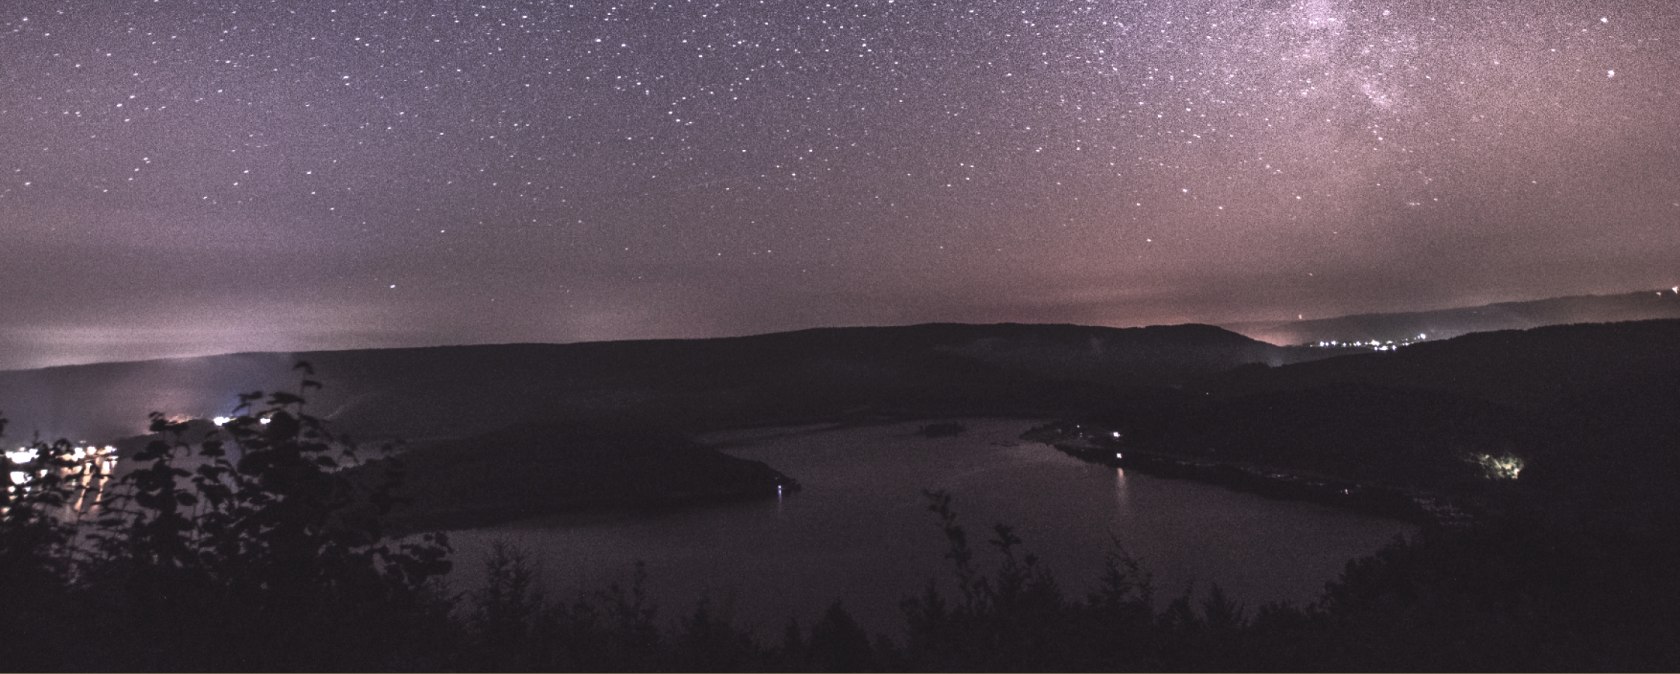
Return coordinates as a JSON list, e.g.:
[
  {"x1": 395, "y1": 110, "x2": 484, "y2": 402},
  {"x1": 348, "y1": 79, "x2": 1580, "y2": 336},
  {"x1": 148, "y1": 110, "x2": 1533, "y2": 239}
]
[
  {"x1": 1113, "y1": 467, "x2": 1129, "y2": 507},
  {"x1": 7, "y1": 444, "x2": 120, "y2": 511}
]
